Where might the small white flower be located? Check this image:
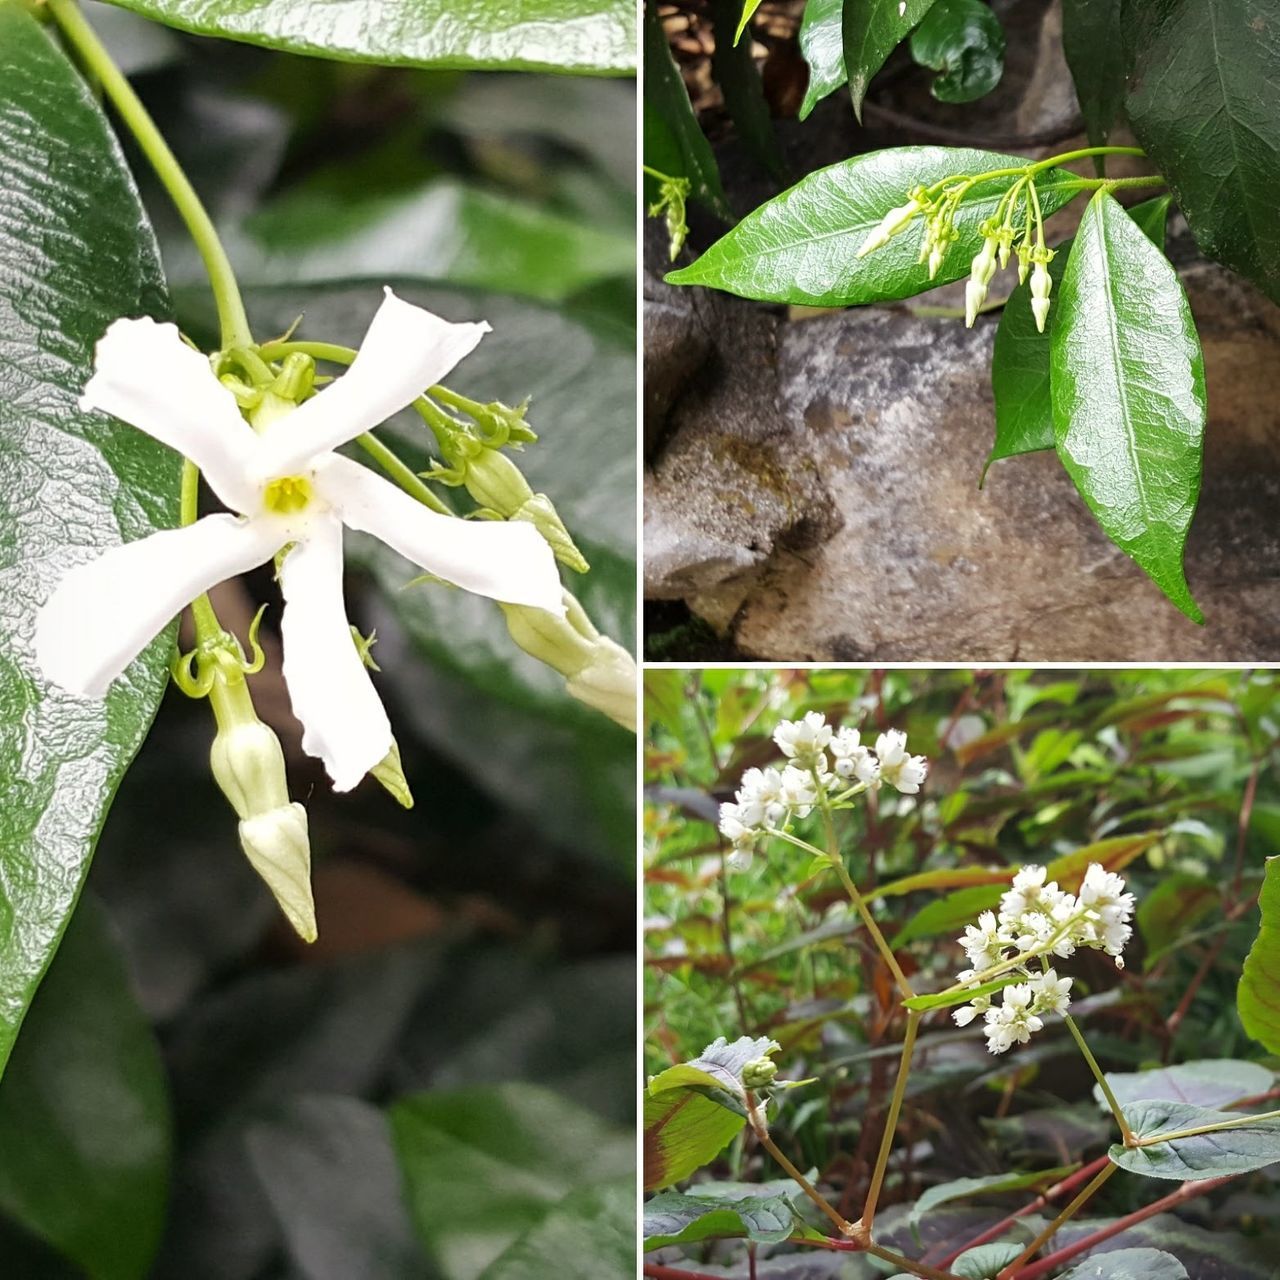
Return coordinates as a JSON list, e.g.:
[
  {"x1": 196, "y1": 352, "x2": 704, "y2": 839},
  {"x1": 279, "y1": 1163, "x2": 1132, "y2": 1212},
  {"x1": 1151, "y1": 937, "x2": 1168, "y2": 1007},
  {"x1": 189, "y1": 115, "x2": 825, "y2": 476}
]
[
  {"x1": 779, "y1": 765, "x2": 819, "y2": 817},
  {"x1": 35, "y1": 291, "x2": 564, "y2": 792},
  {"x1": 875, "y1": 728, "x2": 928, "y2": 794},
  {"x1": 960, "y1": 910, "x2": 1004, "y2": 970},
  {"x1": 738, "y1": 766, "x2": 786, "y2": 827},
  {"x1": 830, "y1": 726, "x2": 880, "y2": 784},
  {"x1": 1030, "y1": 968, "x2": 1073, "y2": 1017},
  {"x1": 773, "y1": 711, "x2": 832, "y2": 765}
]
